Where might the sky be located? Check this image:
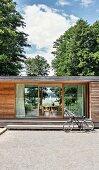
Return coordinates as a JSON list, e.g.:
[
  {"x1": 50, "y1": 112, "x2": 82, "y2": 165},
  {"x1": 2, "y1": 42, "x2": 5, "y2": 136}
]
[{"x1": 15, "y1": 0, "x2": 99, "y2": 75}]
